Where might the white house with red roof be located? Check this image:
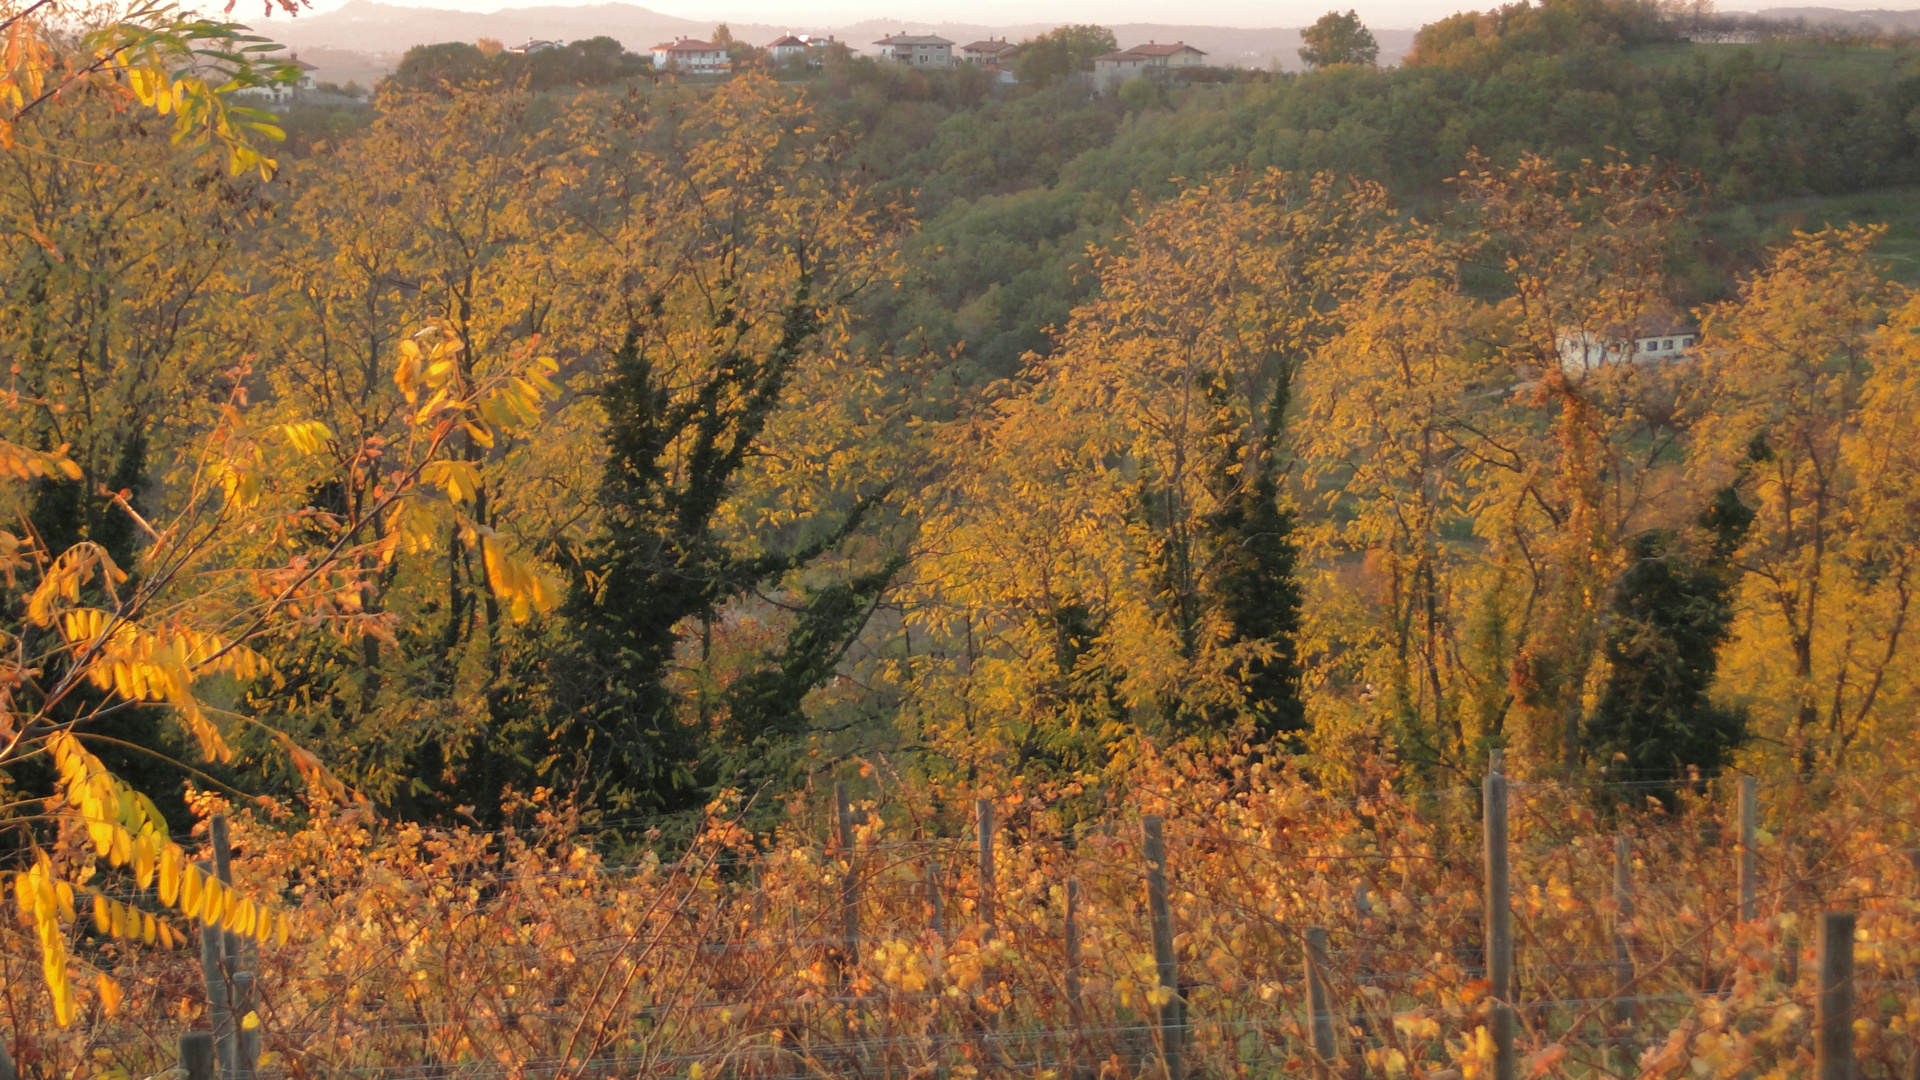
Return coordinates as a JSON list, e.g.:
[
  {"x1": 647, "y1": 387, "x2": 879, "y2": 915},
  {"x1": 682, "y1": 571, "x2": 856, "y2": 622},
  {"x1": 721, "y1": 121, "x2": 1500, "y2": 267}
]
[
  {"x1": 959, "y1": 38, "x2": 1019, "y2": 67},
  {"x1": 1093, "y1": 40, "x2": 1207, "y2": 88},
  {"x1": 766, "y1": 33, "x2": 811, "y2": 62},
  {"x1": 1127, "y1": 41, "x2": 1208, "y2": 66},
  {"x1": 651, "y1": 37, "x2": 731, "y2": 74}
]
